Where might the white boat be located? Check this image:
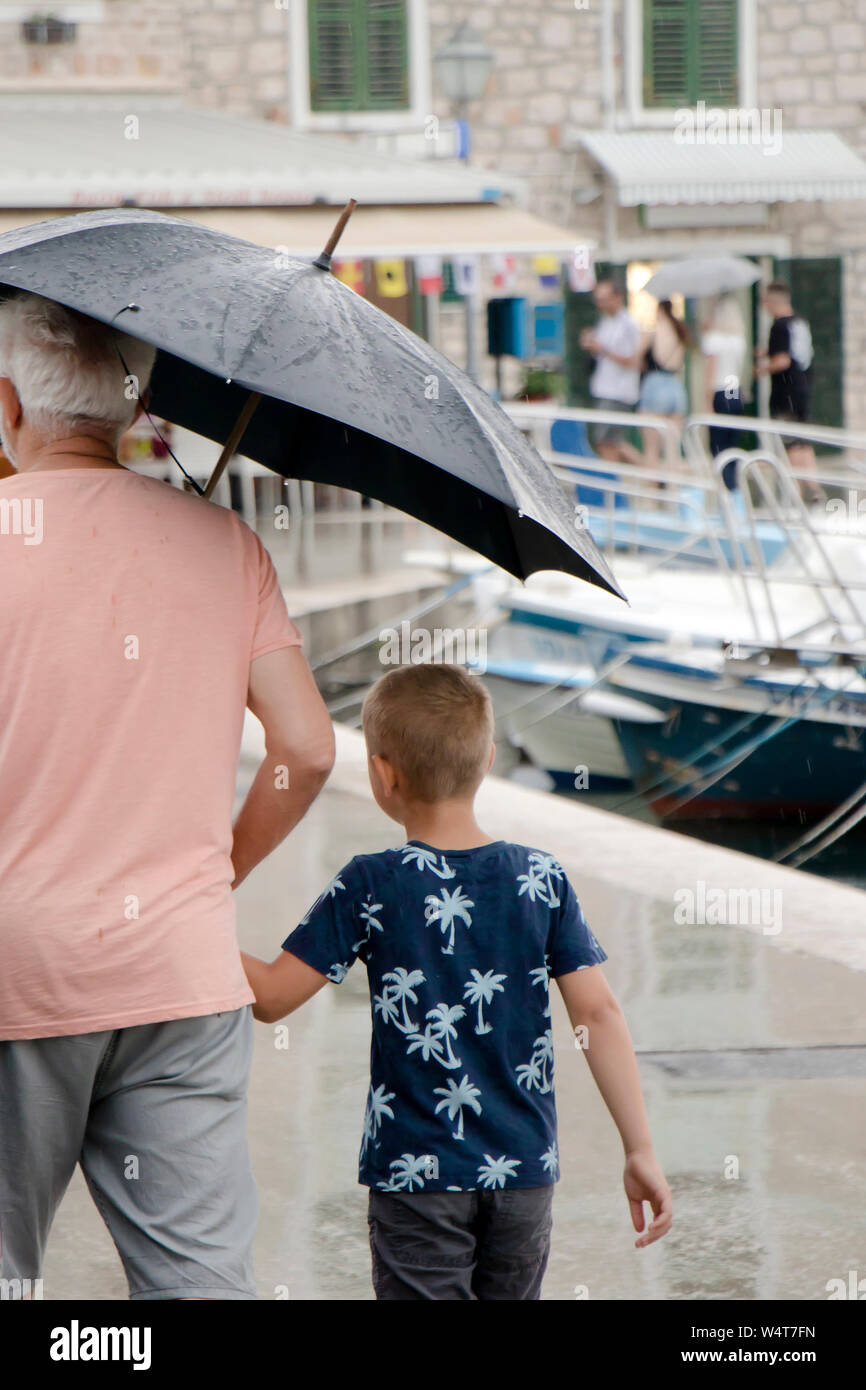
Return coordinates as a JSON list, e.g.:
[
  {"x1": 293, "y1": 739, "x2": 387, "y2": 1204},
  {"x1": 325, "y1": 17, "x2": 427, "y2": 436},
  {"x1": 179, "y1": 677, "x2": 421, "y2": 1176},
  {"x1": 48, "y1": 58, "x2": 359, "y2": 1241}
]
[{"x1": 472, "y1": 617, "x2": 665, "y2": 789}]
